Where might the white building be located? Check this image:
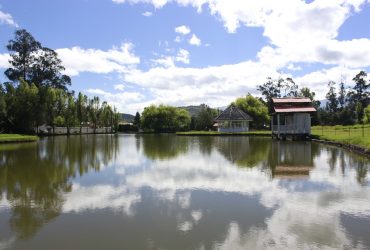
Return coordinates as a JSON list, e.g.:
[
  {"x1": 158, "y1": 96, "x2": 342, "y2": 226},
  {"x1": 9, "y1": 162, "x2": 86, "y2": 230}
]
[{"x1": 214, "y1": 104, "x2": 253, "y2": 132}]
